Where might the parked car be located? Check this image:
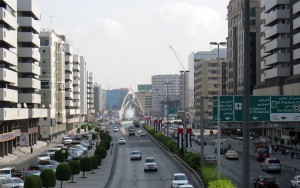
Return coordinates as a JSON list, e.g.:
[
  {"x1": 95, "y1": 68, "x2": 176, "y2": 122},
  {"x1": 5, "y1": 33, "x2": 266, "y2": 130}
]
[
  {"x1": 144, "y1": 157, "x2": 158, "y2": 172},
  {"x1": 130, "y1": 150, "x2": 142, "y2": 160},
  {"x1": 171, "y1": 173, "x2": 189, "y2": 188},
  {"x1": 23, "y1": 170, "x2": 41, "y2": 179},
  {"x1": 291, "y1": 174, "x2": 300, "y2": 188},
  {"x1": 256, "y1": 148, "x2": 269, "y2": 161},
  {"x1": 205, "y1": 155, "x2": 217, "y2": 165},
  {"x1": 253, "y1": 175, "x2": 280, "y2": 188},
  {"x1": 225, "y1": 149, "x2": 239, "y2": 160},
  {"x1": 27, "y1": 165, "x2": 51, "y2": 172},
  {"x1": 0, "y1": 176, "x2": 20, "y2": 188},
  {"x1": 61, "y1": 136, "x2": 72, "y2": 144},
  {"x1": 38, "y1": 153, "x2": 51, "y2": 162},
  {"x1": 39, "y1": 160, "x2": 60, "y2": 167},
  {"x1": 10, "y1": 177, "x2": 24, "y2": 187},
  {"x1": 113, "y1": 127, "x2": 119, "y2": 132},
  {"x1": 179, "y1": 185, "x2": 194, "y2": 188},
  {"x1": 47, "y1": 148, "x2": 61, "y2": 159},
  {"x1": 0, "y1": 167, "x2": 16, "y2": 178},
  {"x1": 118, "y1": 137, "x2": 126, "y2": 144},
  {"x1": 261, "y1": 158, "x2": 281, "y2": 173}
]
